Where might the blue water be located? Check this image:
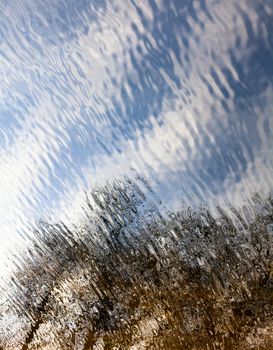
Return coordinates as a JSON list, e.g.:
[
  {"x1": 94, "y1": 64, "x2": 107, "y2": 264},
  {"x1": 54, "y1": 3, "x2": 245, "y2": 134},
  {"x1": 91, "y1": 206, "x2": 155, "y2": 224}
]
[{"x1": 0, "y1": 0, "x2": 273, "y2": 347}]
